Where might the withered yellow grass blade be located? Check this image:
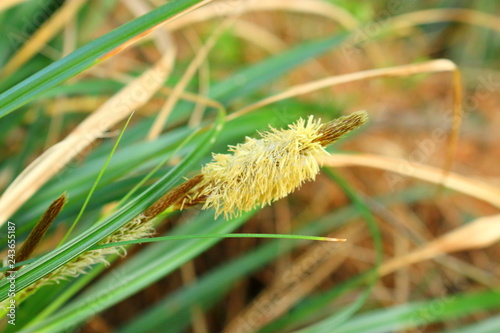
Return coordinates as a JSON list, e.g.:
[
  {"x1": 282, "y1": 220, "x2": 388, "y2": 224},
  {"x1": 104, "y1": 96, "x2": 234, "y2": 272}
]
[
  {"x1": 323, "y1": 153, "x2": 500, "y2": 209},
  {"x1": 232, "y1": 20, "x2": 287, "y2": 53},
  {"x1": 45, "y1": 88, "x2": 222, "y2": 116},
  {"x1": 379, "y1": 214, "x2": 500, "y2": 276}
]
